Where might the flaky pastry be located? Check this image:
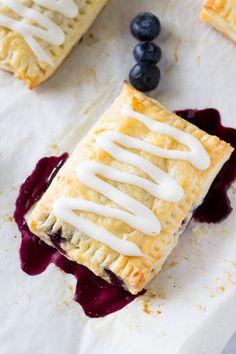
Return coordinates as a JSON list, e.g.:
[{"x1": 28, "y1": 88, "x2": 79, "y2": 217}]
[
  {"x1": 201, "y1": 0, "x2": 236, "y2": 43},
  {"x1": 26, "y1": 84, "x2": 233, "y2": 294},
  {"x1": 0, "y1": 0, "x2": 108, "y2": 88}
]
